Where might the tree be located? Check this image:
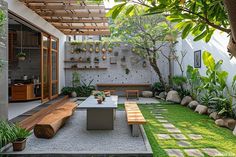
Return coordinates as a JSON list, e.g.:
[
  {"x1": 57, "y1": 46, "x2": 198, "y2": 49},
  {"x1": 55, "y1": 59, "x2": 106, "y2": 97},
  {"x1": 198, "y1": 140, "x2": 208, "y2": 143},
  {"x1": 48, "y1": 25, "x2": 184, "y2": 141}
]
[
  {"x1": 110, "y1": 13, "x2": 174, "y2": 90},
  {"x1": 105, "y1": 0, "x2": 236, "y2": 58}
]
